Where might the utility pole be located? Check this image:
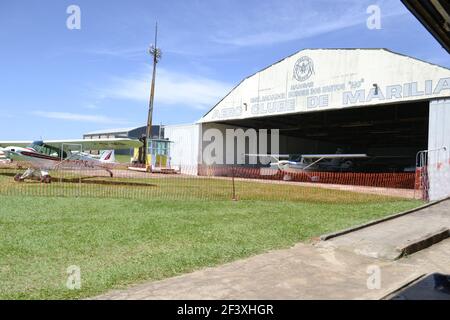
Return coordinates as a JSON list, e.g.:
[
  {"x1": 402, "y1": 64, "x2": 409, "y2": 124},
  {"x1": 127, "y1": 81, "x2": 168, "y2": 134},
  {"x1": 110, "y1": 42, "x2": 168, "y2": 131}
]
[{"x1": 144, "y1": 22, "x2": 162, "y2": 170}]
